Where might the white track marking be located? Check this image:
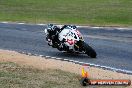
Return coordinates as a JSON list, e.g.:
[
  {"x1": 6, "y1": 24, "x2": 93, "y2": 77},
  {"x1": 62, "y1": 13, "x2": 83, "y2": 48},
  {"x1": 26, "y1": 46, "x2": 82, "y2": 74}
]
[
  {"x1": 1, "y1": 22, "x2": 8, "y2": 23},
  {"x1": 0, "y1": 21, "x2": 132, "y2": 30},
  {"x1": 18, "y1": 23, "x2": 25, "y2": 24},
  {"x1": 14, "y1": 51, "x2": 132, "y2": 74},
  {"x1": 37, "y1": 24, "x2": 46, "y2": 25},
  {"x1": 73, "y1": 60, "x2": 79, "y2": 63},
  {"x1": 55, "y1": 58, "x2": 62, "y2": 60},
  {"x1": 45, "y1": 56, "x2": 51, "y2": 58},
  {"x1": 64, "y1": 59, "x2": 69, "y2": 61},
  {"x1": 69, "y1": 60, "x2": 74, "y2": 62},
  {"x1": 39, "y1": 55, "x2": 44, "y2": 57},
  {"x1": 51, "y1": 57, "x2": 57, "y2": 59}
]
